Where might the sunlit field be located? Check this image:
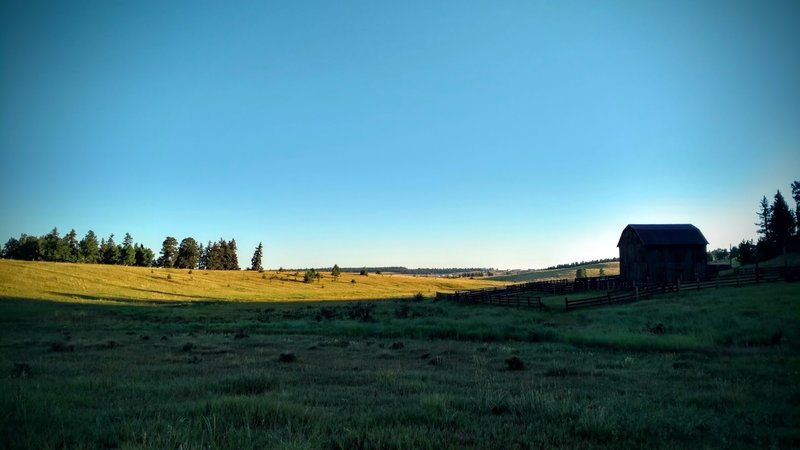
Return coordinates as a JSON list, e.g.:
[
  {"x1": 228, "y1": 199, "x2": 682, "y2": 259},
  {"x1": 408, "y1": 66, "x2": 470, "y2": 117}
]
[{"x1": 0, "y1": 260, "x2": 505, "y2": 303}]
